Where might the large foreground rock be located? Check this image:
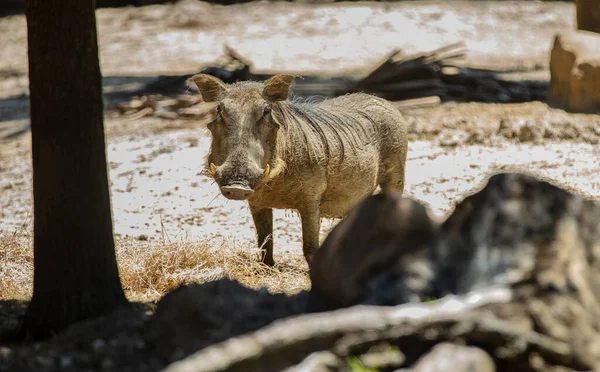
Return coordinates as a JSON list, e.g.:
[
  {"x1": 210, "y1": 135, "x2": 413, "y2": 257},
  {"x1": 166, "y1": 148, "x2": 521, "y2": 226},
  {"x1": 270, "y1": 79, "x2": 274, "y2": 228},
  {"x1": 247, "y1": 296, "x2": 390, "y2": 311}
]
[
  {"x1": 405, "y1": 343, "x2": 496, "y2": 372},
  {"x1": 159, "y1": 171, "x2": 600, "y2": 372},
  {"x1": 549, "y1": 30, "x2": 600, "y2": 113}
]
